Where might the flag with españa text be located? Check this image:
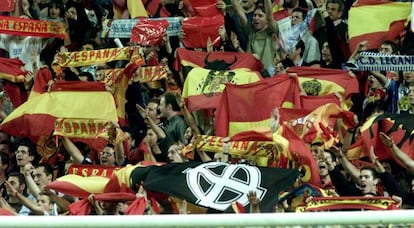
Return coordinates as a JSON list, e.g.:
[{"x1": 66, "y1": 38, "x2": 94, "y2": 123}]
[{"x1": 0, "y1": 81, "x2": 118, "y2": 151}]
